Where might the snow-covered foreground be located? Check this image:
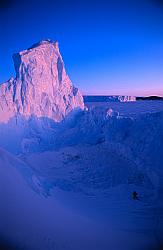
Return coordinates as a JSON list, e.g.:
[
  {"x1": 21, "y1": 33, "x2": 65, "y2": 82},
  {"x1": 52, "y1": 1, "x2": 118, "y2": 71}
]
[
  {"x1": 0, "y1": 148, "x2": 110, "y2": 250},
  {"x1": 0, "y1": 101, "x2": 163, "y2": 250}
]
